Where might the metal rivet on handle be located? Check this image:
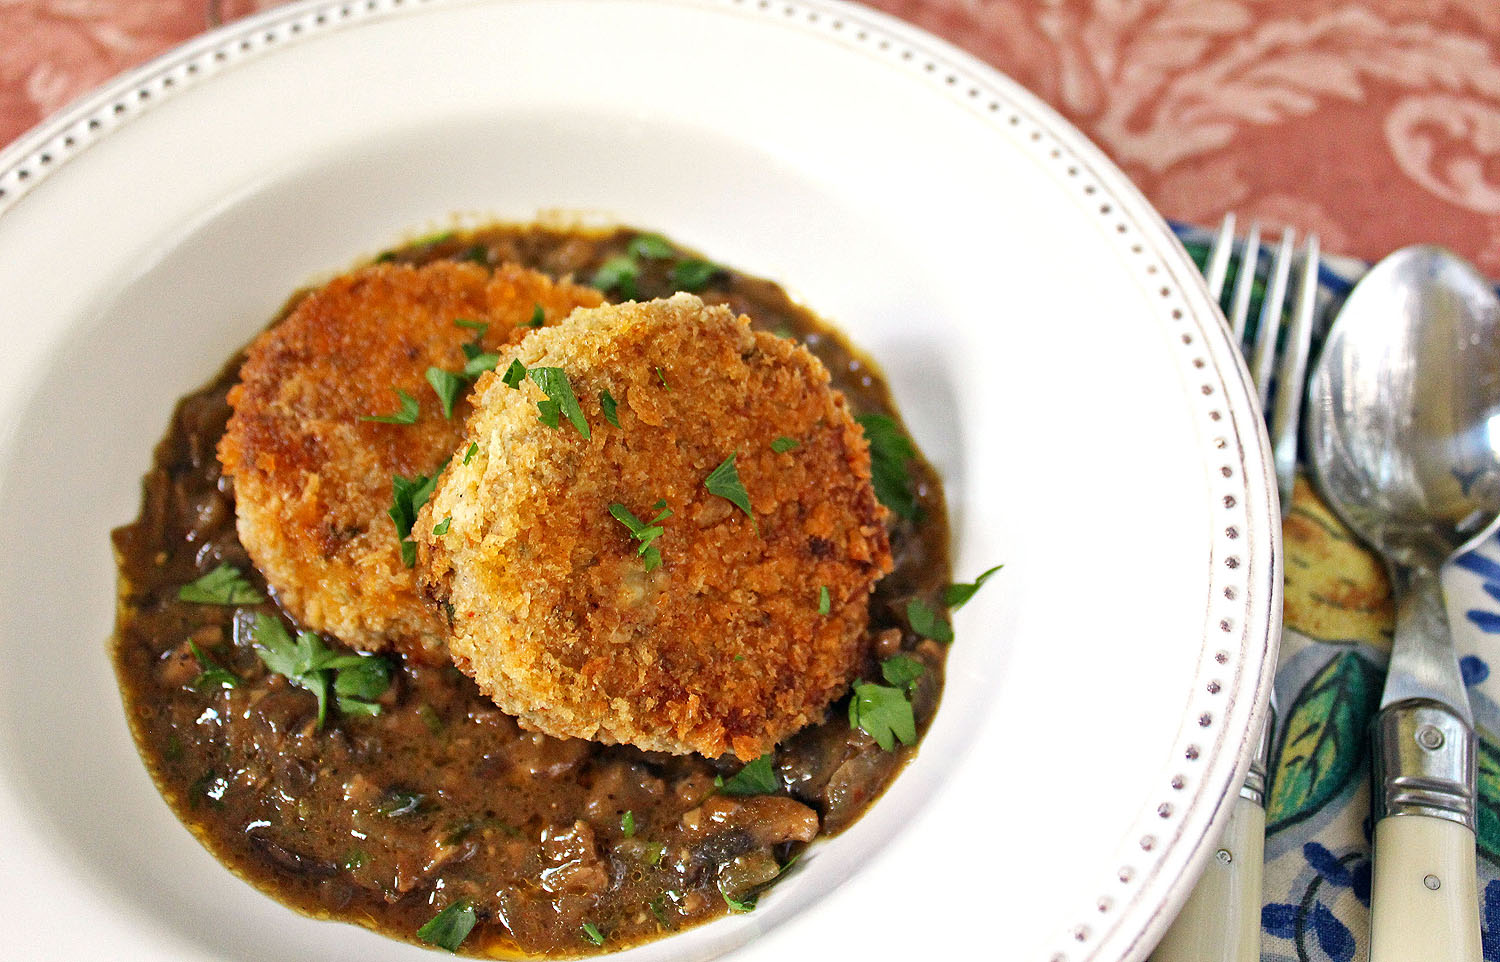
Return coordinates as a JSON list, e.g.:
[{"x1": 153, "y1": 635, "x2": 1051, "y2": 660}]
[
  {"x1": 1424, "y1": 874, "x2": 1441, "y2": 891},
  {"x1": 1416, "y1": 725, "x2": 1445, "y2": 750},
  {"x1": 1215, "y1": 848, "x2": 1232, "y2": 865}
]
